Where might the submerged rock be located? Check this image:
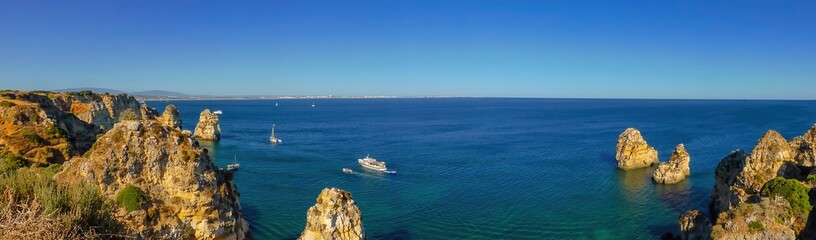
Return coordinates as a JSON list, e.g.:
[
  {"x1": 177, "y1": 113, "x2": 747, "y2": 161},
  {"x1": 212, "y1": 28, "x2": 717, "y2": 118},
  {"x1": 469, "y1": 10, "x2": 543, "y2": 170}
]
[
  {"x1": 299, "y1": 188, "x2": 365, "y2": 240},
  {"x1": 678, "y1": 210, "x2": 712, "y2": 240},
  {"x1": 156, "y1": 104, "x2": 182, "y2": 129},
  {"x1": 194, "y1": 109, "x2": 221, "y2": 141},
  {"x1": 615, "y1": 128, "x2": 659, "y2": 170},
  {"x1": 710, "y1": 130, "x2": 797, "y2": 217},
  {"x1": 57, "y1": 120, "x2": 248, "y2": 239},
  {"x1": 653, "y1": 144, "x2": 691, "y2": 184}
]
